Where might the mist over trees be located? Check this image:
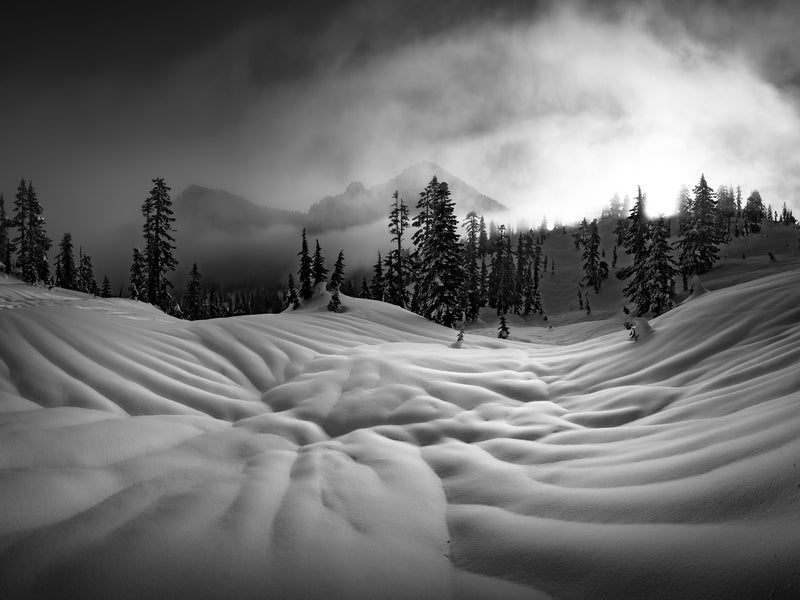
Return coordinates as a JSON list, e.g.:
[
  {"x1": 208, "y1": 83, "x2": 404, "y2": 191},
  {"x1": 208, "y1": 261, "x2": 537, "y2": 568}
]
[
  {"x1": 276, "y1": 169, "x2": 796, "y2": 329},
  {"x1": 1, "y1": 168, "x2": 795, "y2": 327}
]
